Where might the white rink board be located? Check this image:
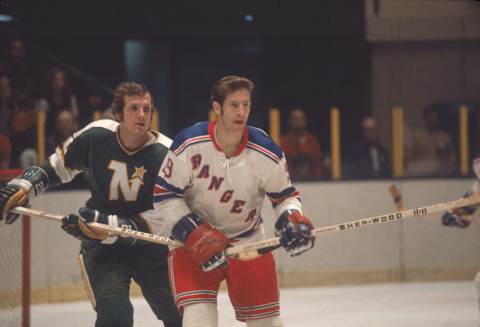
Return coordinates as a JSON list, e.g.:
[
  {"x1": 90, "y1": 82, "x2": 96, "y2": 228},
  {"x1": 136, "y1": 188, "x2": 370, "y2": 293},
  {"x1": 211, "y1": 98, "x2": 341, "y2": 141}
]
[{"x1": 27, "y1": 179, "x2": 480, "y2": 292}]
